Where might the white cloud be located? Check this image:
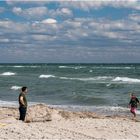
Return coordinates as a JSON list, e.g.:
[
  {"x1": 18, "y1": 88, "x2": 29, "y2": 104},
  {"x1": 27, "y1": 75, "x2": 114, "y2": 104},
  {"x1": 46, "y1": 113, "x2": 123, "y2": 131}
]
[
  {"x1": 31, "y1": 34, "x2": 57, "y2": 42},
  {"x1": 7, "y1": 0, "x2": 140, "y2": 11},
  {"x1": 129, "y1": 13, "x2": 140, "y2": 22},
  {"x1": 12, "y1": 6, "x2": 72, "y2": 19},
  {"x1": 0, "y1": 20, "x2": 30, "y2": 35},
  {"x1": 13, "y1": 7, "x2": 22, "y2": 14},
  {"x1": 60, "y1": 0, "x2": 140, "y2": 11},
  {"x1": 41, "y1": 18, "x2": 57, "y2": 24},
  {"x1": 61, "y1": 8, "x2": 72, "y2": 15},
  {"x1": 87, "y1": 18, "x2": 140, "y2": 39},
  {"x1": 31, "y1": 34, "x2": 48, "y2": 41},
  {"x1": 46, "y1": 8, "x2": 73, "y2": 18},
  {"x1": 0, "y1": 38, "x2": 9, "y2": 43},
  {"x1": 12, "y1": 6, "x2": 47, "y2": 19}
]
